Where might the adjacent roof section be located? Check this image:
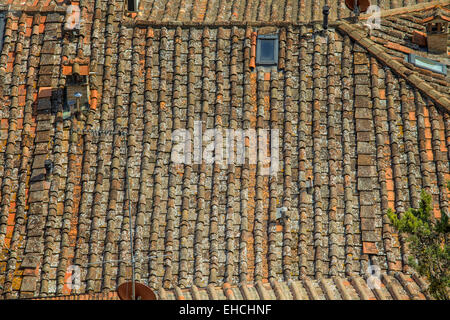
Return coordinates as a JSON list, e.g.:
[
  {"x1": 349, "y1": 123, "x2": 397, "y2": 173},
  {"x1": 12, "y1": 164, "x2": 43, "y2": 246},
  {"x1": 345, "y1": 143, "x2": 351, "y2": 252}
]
[
  {"x1": 359, "y1": 1, "x2": 450, "y2": 61},
  {"x1": 127, "y1": 0, "x2": 442, "y2": 24},
  {"x1": 338, "y1": 21, "x2": 450, "y2": 113},
  {"x1": 356, "y1": 2, "x2": 450, "y2": 102}
]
